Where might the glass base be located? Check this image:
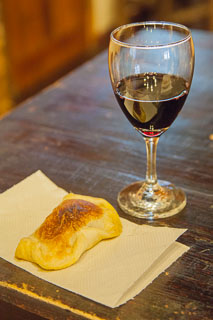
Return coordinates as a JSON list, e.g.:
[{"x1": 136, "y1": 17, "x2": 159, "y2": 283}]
[{"x1": 117, "y1": 180, "x2": 186, "y2": 220}]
